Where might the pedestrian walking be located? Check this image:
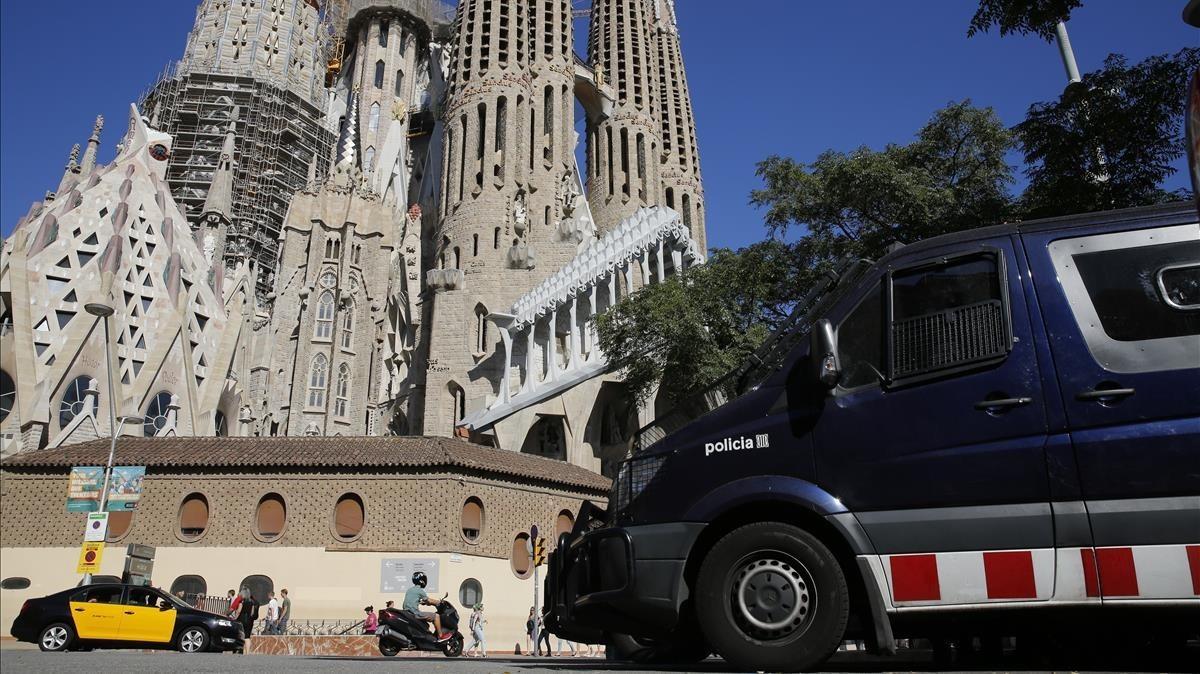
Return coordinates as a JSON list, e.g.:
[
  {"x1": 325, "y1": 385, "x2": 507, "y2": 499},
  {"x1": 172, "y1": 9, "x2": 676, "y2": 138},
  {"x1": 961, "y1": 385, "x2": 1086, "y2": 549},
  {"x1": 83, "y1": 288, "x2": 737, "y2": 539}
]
[
  {"x1": 537, "y1": 610, "x2": 553, "y2": 656},
  {"x1": 557, "y1": 633, "x2": 577, "y2": 656},
  {"x1": 465, "y1": 603, "x2": 486, "y2": 657},
  {"x1": 234, "y1": 587, "x2": 258, "y2": 652},
  {"x1": 263, "y1": 591, "x2": 280, "y2": 634},
  {"x1": 524, "y1": 607, "x2": 535, "y2": 655},
  {"x1": 277, "y1": 589, "x2": 291, "y2": 635},
  {"x1": 363, "y1": 606, "x2": 378, "y2": 634},
  {"x1": 226, "y1": 589, "x2": 240, "y2": 619}
]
